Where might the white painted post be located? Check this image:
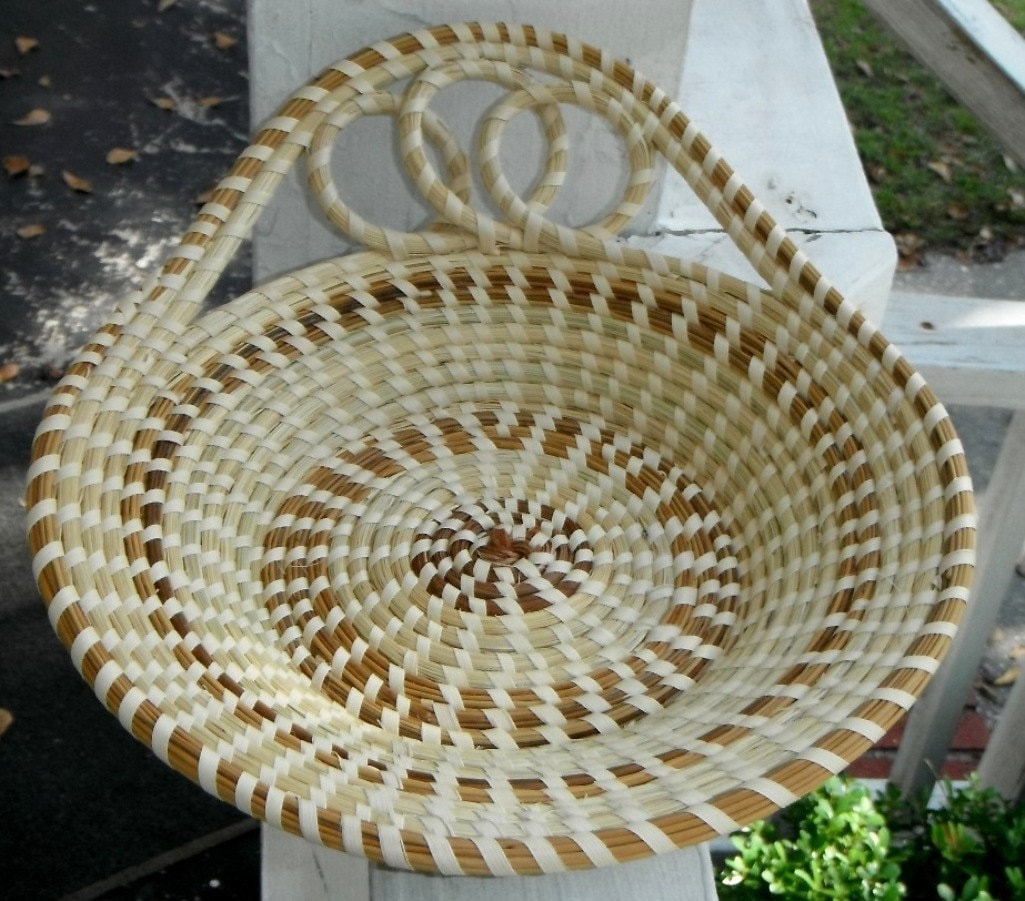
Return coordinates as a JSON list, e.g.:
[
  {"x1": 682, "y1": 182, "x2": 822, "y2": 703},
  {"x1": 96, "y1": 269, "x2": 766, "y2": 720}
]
[
  {"x1": 246, "y1": 0, "x2": 896, "y2": 320},
  {"x1": 261, "y1": 827, "x2": 371, "y2": 901},
  {"x1": 248, "y1": 2, "x2": 720, "y2": 897},
  {"x1": 245, "y1": 0, "x2": 898, "y2": 895},
  {"x1": 645, "y1": 0, "x2": 897, "y2": 322},
  {"x1": 262, "y1": 825, "x2": 717, "y2": 901}
]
